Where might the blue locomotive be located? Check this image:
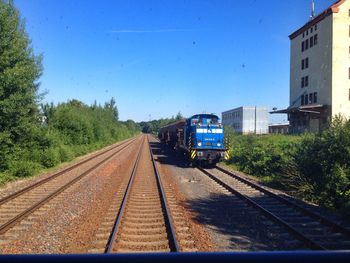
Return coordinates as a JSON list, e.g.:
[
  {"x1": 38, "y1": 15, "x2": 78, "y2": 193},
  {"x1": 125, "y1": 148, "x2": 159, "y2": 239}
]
[{"x1": 158, "y1": 113, "x2": 229, "y2": 165}]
